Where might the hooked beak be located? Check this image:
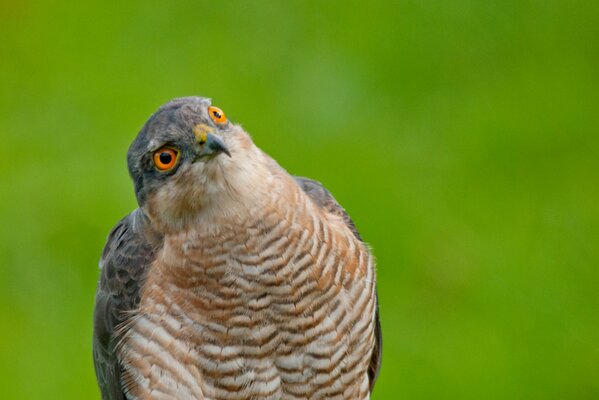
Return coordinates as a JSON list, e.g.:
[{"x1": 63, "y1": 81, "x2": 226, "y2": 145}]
[{"x1": 193, "y1": 124, "x2": 231, "y2": 161}]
